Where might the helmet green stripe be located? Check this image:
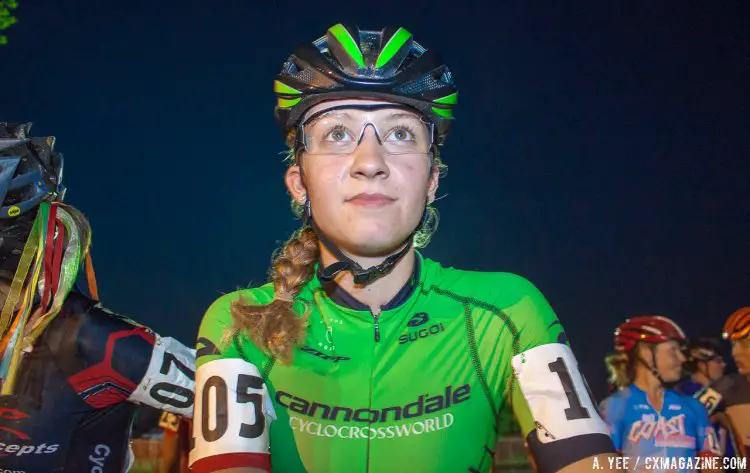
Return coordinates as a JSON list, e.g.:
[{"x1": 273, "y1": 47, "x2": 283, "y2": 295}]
[
  {"x1": 375, "y1": 27, "x2": 412, "y2": 69},
  {"x1": 433, "y1": 92, "x2": 458, "y2": 105},
  {"x1": 278, "y1": 97, "x2": 302, "y2": 108},
  {"x1": 328, "y1": 24, "x2": 365, "y2": 68},
  {"x1": 431, "y1": 107, "x2": 453, "y2": 118},
  {"x1": 274, "y1": 80, "x2": 302, "y2": 95}
]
